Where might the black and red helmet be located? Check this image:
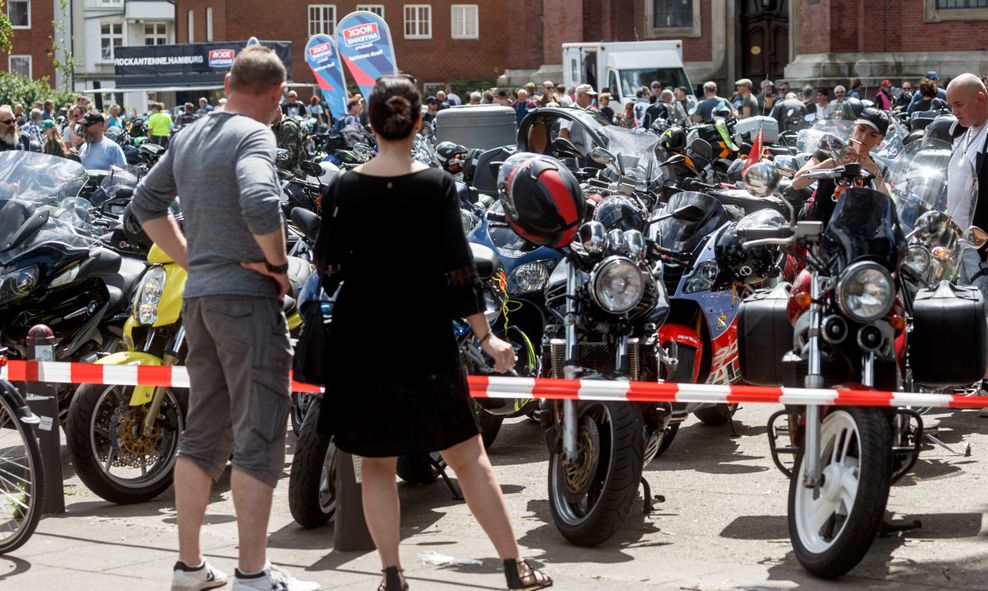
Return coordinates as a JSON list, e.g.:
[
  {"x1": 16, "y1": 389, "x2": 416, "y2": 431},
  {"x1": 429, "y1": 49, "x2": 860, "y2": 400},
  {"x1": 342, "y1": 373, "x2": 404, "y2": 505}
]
[{"x1": 497, "y1": 153, "x2": 585, "y2": 248}]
